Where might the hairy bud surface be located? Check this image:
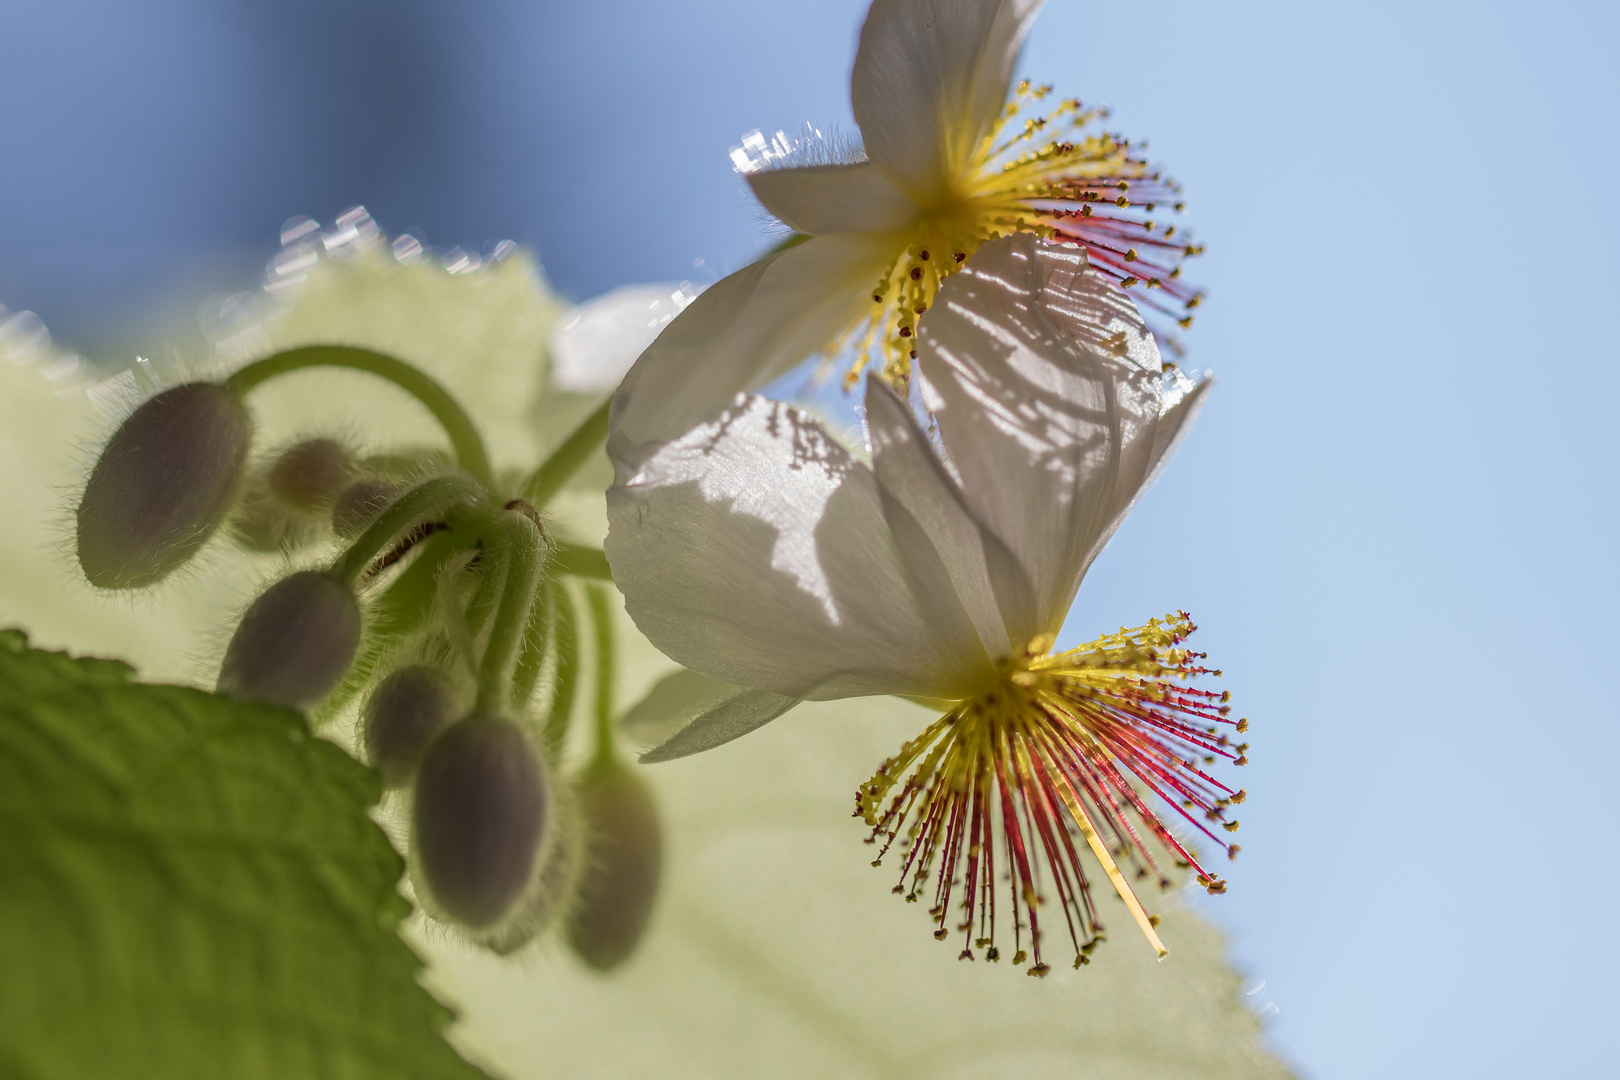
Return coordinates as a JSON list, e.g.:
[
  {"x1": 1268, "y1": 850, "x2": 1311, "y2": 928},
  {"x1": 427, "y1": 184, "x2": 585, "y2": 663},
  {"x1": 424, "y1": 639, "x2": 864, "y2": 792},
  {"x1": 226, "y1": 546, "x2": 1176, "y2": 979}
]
[
  {"x1": 413, "y1": 715, "x2": 549, "y2": 928},
  {"x1": 269, "y1": 438, "x2": 355, "y2": 511},
  {"x1": 362, "y1": 665, "x2": 457, "y2": 787},
  {"x1": 331, "y1": 478, "x2": 398, "y2": 539},
  {"x1": 216, "y1": 570, "x2": 361, "y2": 709},
  {"x1": 76, "y1": 382, "x2": 251, "y2": 588},
  {"x1": 566, "y1": 759, "x2": 663, "y2": 970}
]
